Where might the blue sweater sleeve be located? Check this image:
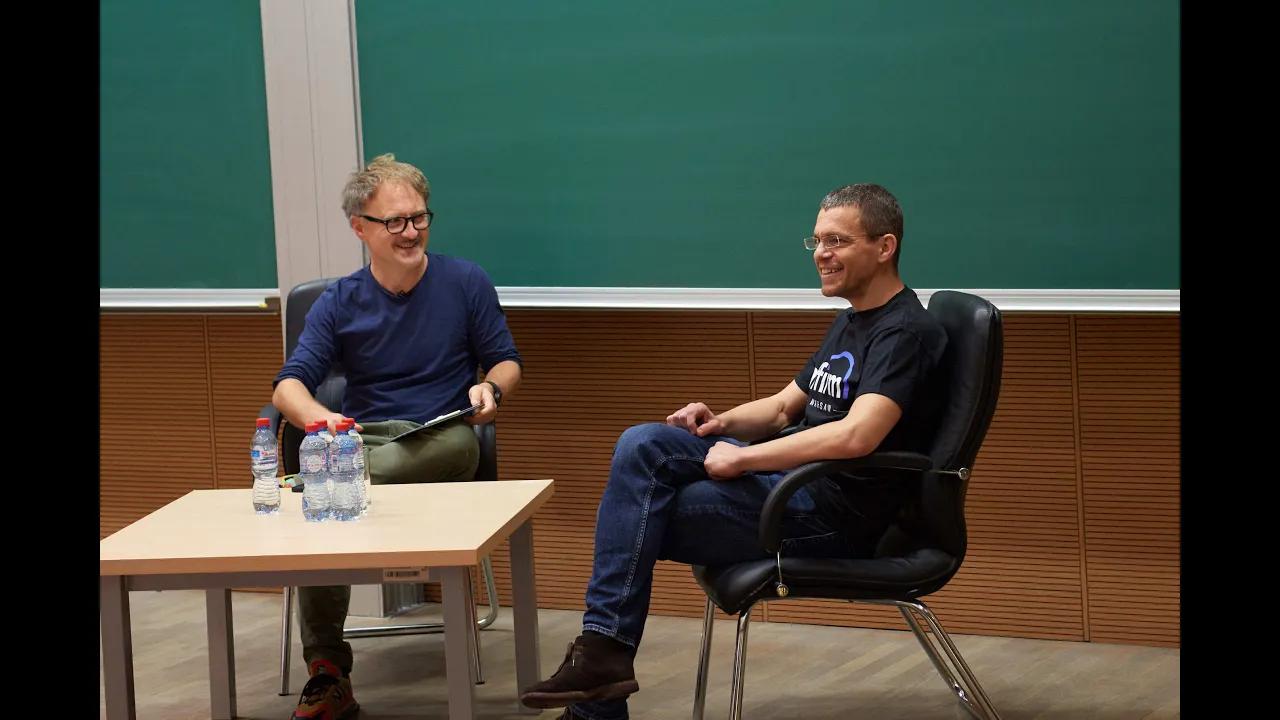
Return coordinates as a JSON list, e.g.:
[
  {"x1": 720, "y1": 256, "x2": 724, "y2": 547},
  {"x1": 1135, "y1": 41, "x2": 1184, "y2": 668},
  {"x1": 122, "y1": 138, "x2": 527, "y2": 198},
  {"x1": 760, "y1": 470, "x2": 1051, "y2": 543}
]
[
  {"x1": 273, "y1": 285, "x2": 339, "y2": 393},
  {"x1": 465, "y1": 264, "x2": 522, "y2": 371}
]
